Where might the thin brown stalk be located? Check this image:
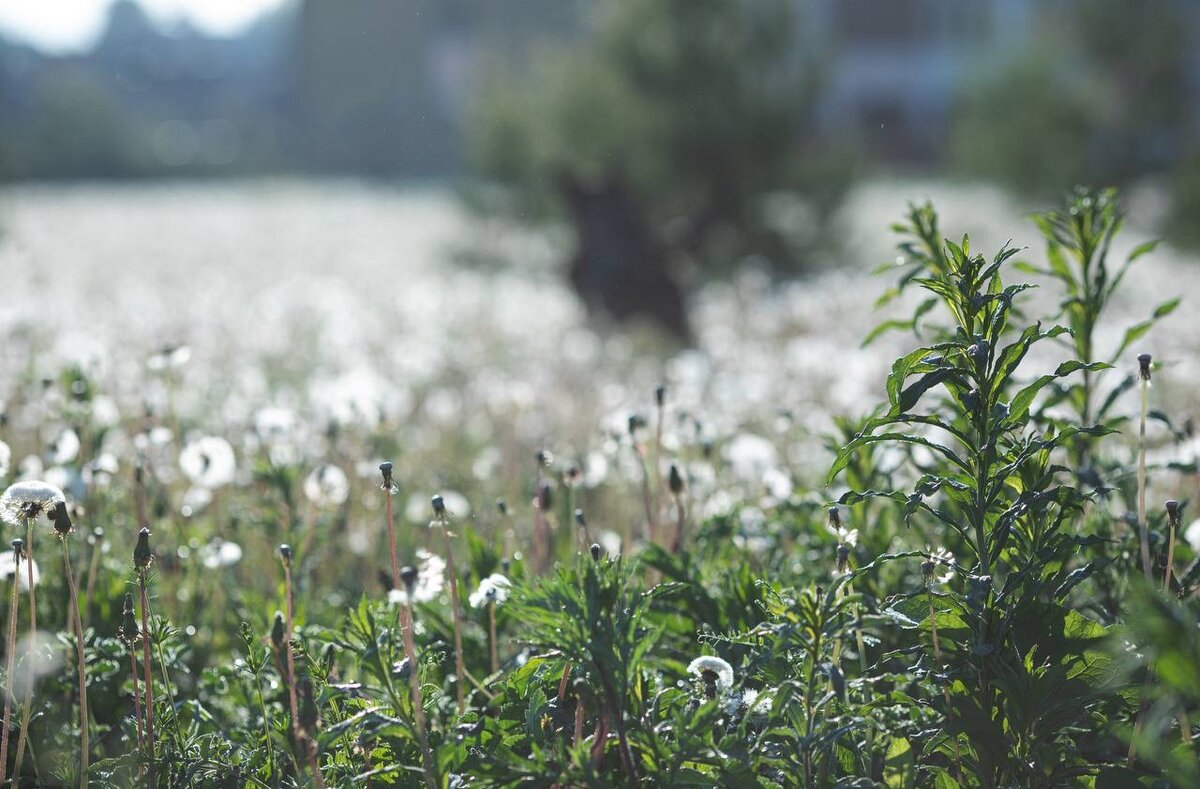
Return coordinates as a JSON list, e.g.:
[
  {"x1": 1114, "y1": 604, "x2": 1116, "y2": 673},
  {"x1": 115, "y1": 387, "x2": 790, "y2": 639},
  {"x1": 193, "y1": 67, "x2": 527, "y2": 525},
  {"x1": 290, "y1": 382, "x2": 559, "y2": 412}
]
[
  {"x1": 534, "y1": 467, "x2": 548, "y2": 572},
  {"x1": 635, "y1": 447, "x2": 656, "y2": 545},
  {"x1": 441, "y1": 525, "x2": 466, "y2": 715},
  {"x1": 1136, "y1": 380, "x2": 1152, "y2": 581},
  {"x1": 670, "y1": 492, "x2": 687, "y2": 553},
  {"x1": 0, "y1": 544, "x2": 22, "y2": 787},
  {"x1": 12, "y1": 520, "x2": 38, "y2": 783},
  {"x1": 282, "y1": 560, "x2": 301, "y2": 740},
  {"x1": 128, "y1": 651, "x2": 145, "y2": 779},
  {"x1": 138, "y1": 571, "x2": 156, "y2": 763},
  {"x1": 401, "y1": 598, "x2": 438, "y2": 789},
  {"x1": 60, "y1": 538, "x2": 90, "y2": 787}
]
